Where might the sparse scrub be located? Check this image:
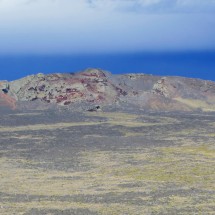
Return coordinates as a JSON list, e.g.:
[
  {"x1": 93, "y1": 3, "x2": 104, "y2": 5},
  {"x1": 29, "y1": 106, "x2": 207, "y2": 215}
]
[{"x1": 0, "y1": 110, "x2": 215, "y2": 214}]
